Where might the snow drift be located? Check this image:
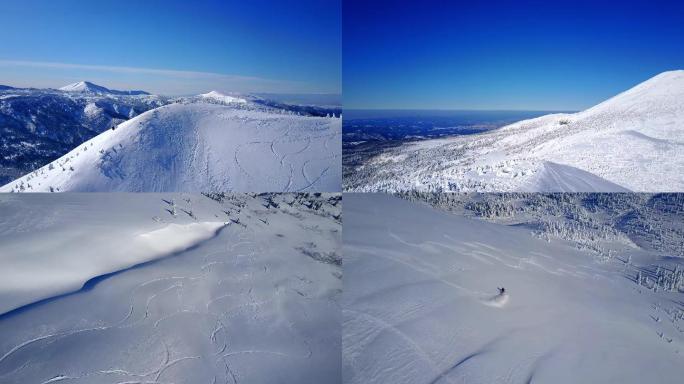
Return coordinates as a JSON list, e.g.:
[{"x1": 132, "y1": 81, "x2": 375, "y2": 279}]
[
  {"x1": 1, "y1": 102, "x2": 341, "y2": 192},
  {"x1": 345, "y1": 70, "x2": 684, "y2": 192}
]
